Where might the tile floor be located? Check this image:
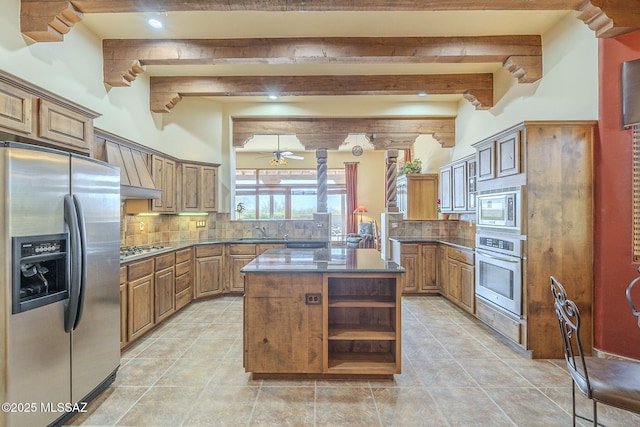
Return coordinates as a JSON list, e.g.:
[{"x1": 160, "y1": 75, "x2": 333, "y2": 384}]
[{"x1": 67, "y1": 296, "x2": 640, "y2": 426}]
